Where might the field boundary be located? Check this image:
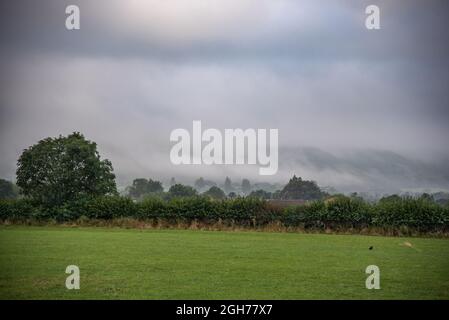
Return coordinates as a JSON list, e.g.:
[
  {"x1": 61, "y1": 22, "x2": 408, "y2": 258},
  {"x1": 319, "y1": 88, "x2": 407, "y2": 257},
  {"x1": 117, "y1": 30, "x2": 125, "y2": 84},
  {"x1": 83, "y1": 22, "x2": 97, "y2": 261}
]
[{"x1": 2, "y1": 218, "x2": 449, "y2": 238}]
